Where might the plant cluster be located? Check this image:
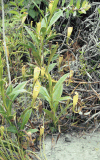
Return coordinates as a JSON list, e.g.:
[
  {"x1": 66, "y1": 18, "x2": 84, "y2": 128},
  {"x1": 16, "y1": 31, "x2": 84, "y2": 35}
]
[{"x1": 1, "y1": 0, "x2": 99, "y2": 159}]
